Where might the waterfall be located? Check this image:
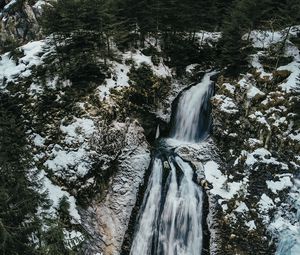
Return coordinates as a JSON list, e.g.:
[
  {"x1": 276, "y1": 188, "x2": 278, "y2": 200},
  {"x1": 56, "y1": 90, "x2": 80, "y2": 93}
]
[
  {"x1": 157, "y1": 157, "x2": 203, "y2": 255},
  {"x1": 156, "y1": 124, "x2": 160, "y2": 139},
  {"x1": 130, "y1": 71, "x2": 216, "y2": 255},
  {"x1": 171, "y1": 72, "x2": 216, "y2": 142},
  {"x1": 130, "y1": 158, "x2": 163, "y2": 255},
  {"x1": 130, "y1": 156, "x2": 203, "y2": 255}
]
